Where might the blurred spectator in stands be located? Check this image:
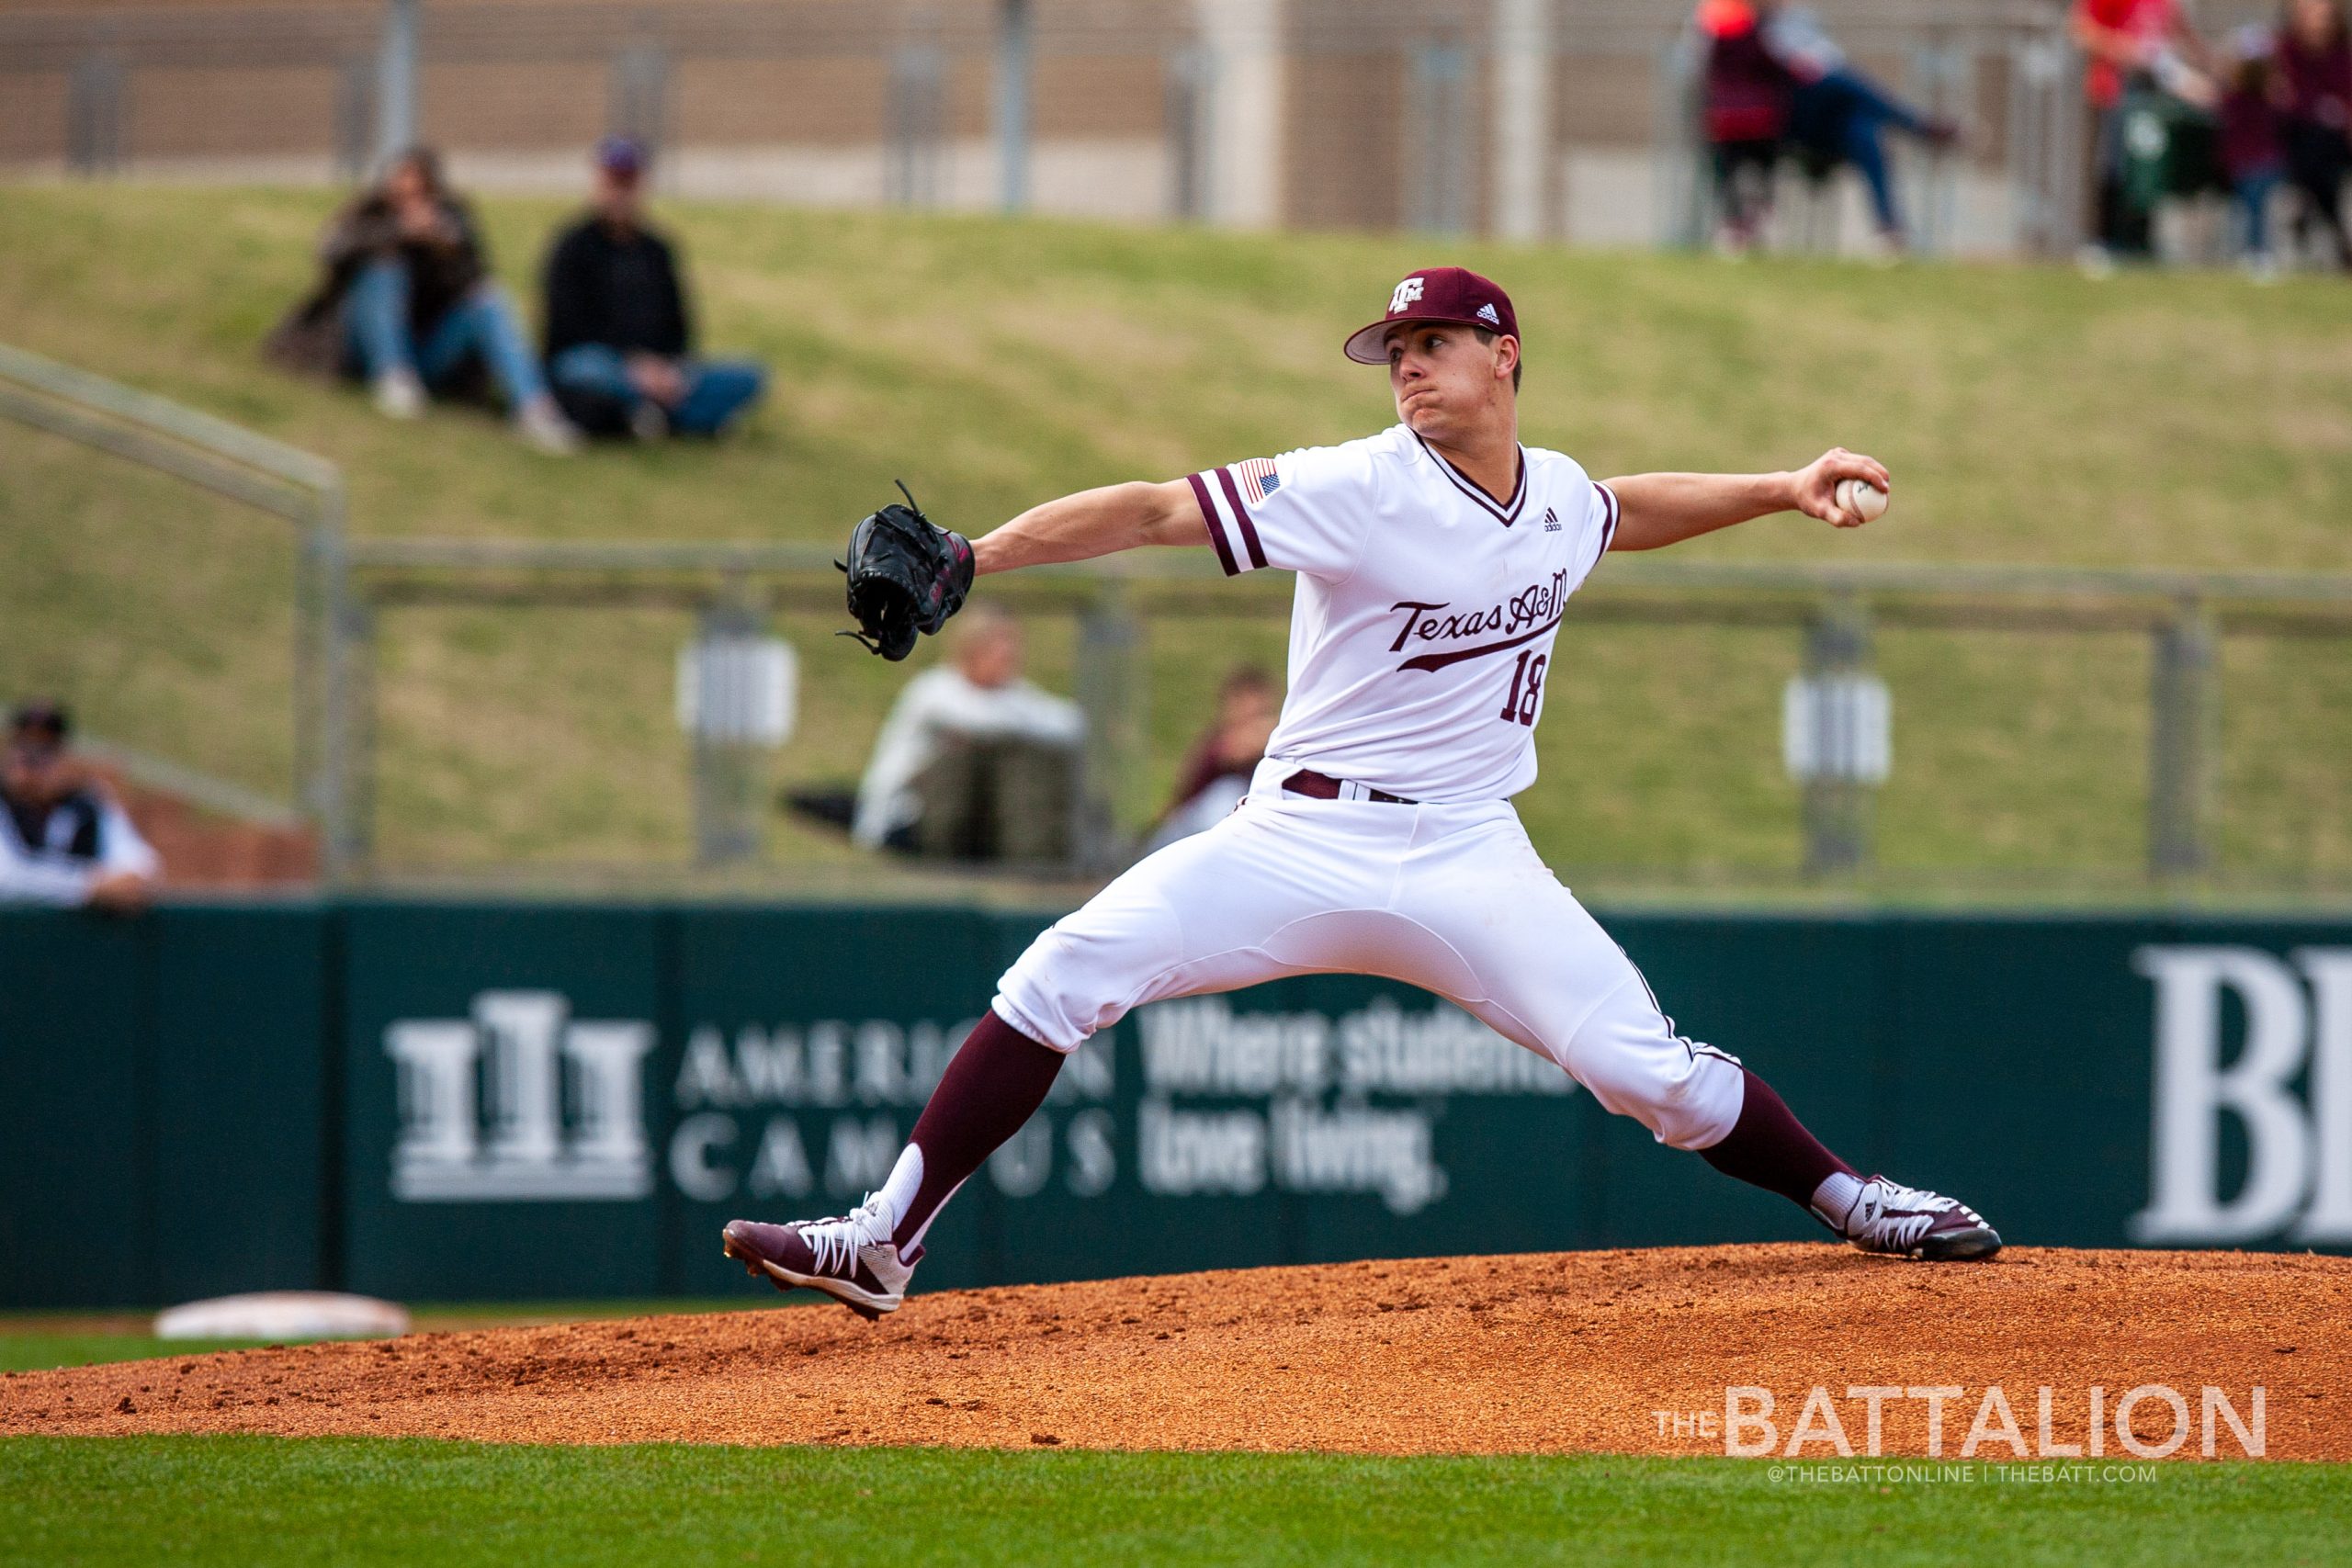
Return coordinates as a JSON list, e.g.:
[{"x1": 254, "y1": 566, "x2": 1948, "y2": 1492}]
[
  {"x1": 2074, "y1": 0, "x2": 2216, "y2": 267},
  {"x1": 1700, "y1": 0, "x2": 1796, "y2": 254},
  {"x1": 2277, "y1": 0, "x2": 2352, "y2": 268},
  {"x1": 0, "y1": 701, "x2": 158, "y2": 911},
  {"x1": 1763, "y1": 6, "x2": 1959, "y2": 254},
  {"x1": 1147, "y1": 667, "x2": 1277, "y2": 852},
  {"x1": 2222, "y1": 27, "x2": 2292, "y2": 279},
  {"x1": 541, "y1": 138, "x2": 766, "y2": 442},
  {"x1": 852, "y1": 605, "x2": 1083, "y2": 863},
  {"x1": 268, "y1": 149, "x2": 579, "y2": 453}
]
